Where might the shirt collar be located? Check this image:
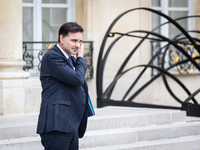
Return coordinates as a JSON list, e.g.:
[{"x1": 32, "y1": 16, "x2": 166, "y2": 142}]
[
  {"x1": 57, "y1": 44, "x2": 75, "y2": 70},
  {"x1": 57, "y1": 44, "x2": 70, "y2": 59}
]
